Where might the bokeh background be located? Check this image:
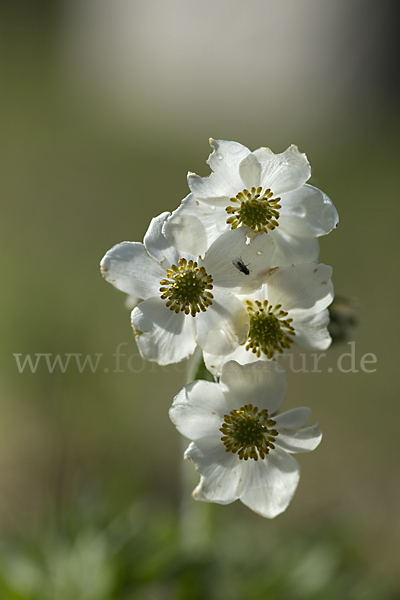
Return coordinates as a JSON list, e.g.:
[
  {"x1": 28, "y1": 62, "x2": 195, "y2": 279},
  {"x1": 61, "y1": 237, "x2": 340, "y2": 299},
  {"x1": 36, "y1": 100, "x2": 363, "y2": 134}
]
[{"x1": 1, "y1": 1, "x2": 399, "y2": 598}]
